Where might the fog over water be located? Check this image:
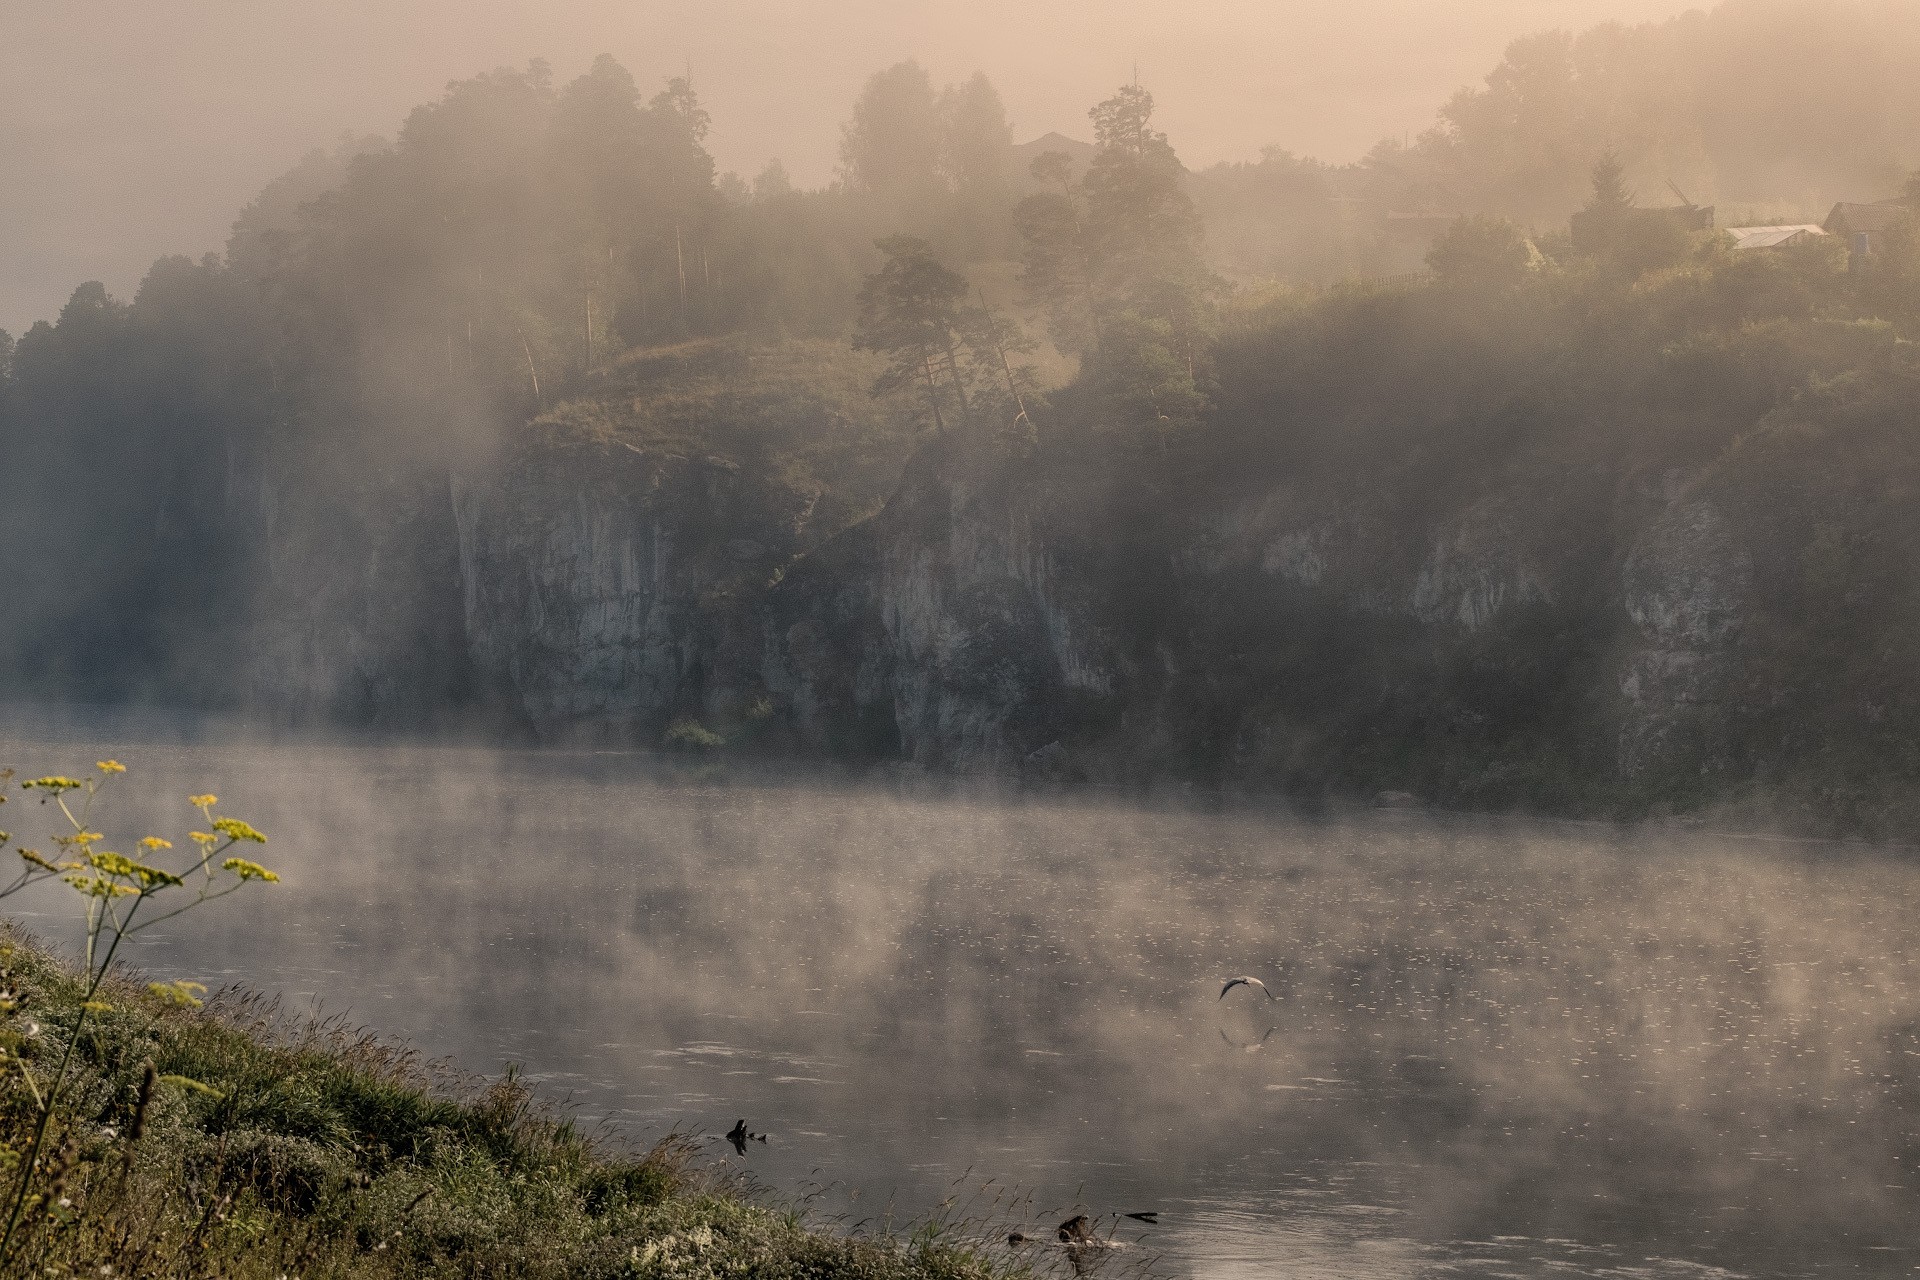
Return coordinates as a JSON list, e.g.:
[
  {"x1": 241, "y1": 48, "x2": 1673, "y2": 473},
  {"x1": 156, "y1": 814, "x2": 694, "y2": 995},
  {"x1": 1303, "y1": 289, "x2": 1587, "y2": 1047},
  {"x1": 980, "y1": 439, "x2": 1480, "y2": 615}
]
[{"x1": 3, "y1": 728, "x2": 1917, "y2": 1277}]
